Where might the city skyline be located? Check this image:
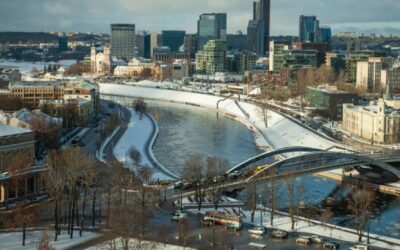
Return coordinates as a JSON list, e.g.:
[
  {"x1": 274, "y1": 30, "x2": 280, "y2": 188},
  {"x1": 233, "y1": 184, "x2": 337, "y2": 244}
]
[{"x1": 1, "y1": 0, "x2": 400, "y2": 35}]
